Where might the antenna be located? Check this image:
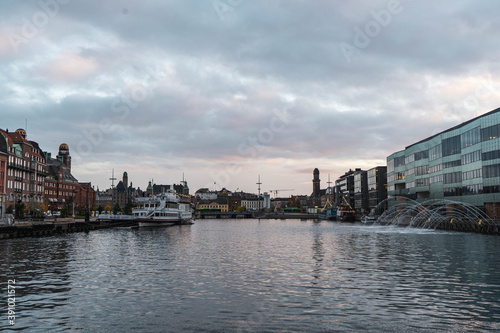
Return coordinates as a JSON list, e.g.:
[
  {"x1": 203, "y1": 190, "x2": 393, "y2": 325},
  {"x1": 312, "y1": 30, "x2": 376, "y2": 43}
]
[
  {"x1": 109, "y1": 169, "x2": 117, "y2": 188},
  {"x1": 257, "y1": 175, "x2": 262, "y2": 210},
  {"x1": 109, "y1": 169, "x2": 117, "y2": 207}
]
